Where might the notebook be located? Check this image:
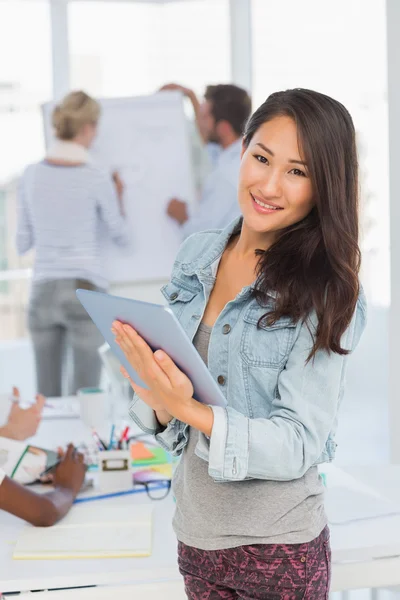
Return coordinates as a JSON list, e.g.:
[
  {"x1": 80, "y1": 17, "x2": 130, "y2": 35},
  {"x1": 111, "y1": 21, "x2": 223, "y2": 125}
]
[{"x1": 13, "y1": 503, "x2": 153, "y2": 560}]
